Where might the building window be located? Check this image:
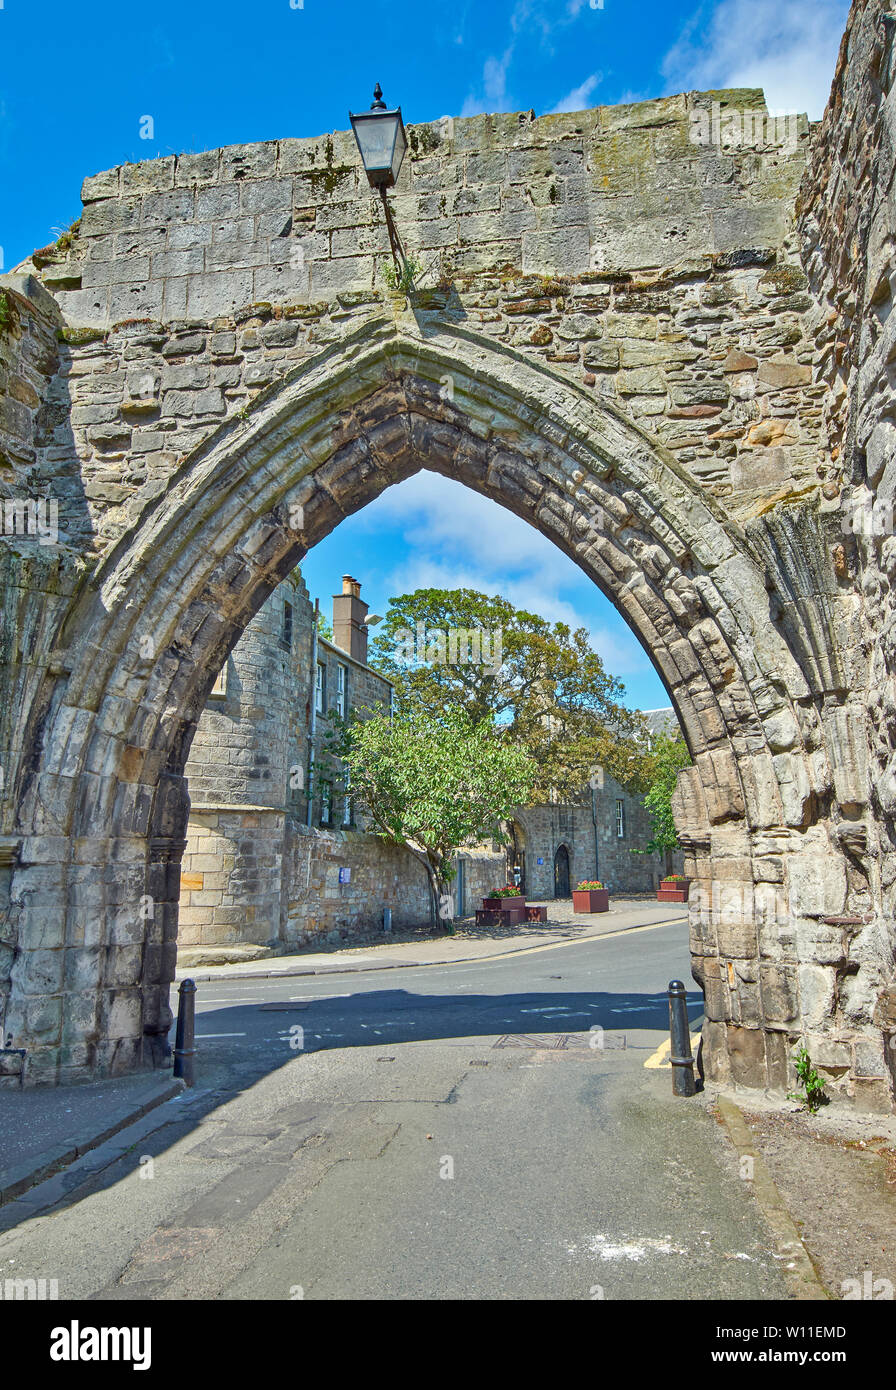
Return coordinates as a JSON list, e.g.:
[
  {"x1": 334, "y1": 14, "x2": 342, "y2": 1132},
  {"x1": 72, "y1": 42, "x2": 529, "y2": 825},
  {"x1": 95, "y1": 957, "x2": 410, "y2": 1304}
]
[
  {"x1": 336, "y1": 662, "x2": 348, "y2": 717},
  {"x1": 320, "y1": 781, "x2": 332, "y2": 826},
  {"x1": 281, "y1": 600, "x2": 293, "y2": 651},
  {"x1": 209, "y1": 663, "x2": 227, "y2": 699},
  {"x1": 315, "y1": 661, "x2": 326, "y2": 714},
  {"x1": 615, "y1": 799, "x2": 625, "y2": 839}
]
